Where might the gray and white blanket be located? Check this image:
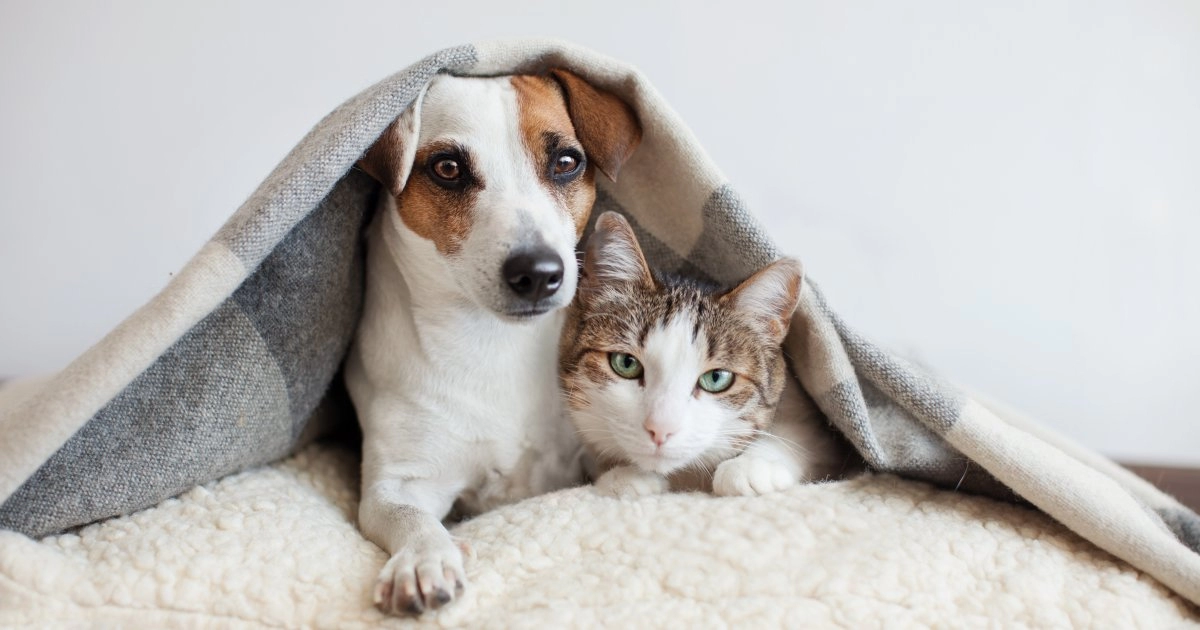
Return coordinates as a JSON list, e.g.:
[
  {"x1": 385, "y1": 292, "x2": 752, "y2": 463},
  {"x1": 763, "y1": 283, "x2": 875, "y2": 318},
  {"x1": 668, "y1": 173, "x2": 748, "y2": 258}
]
[{"x1": 1, "y1": 39, "x2": 1196, "y2": 606}]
